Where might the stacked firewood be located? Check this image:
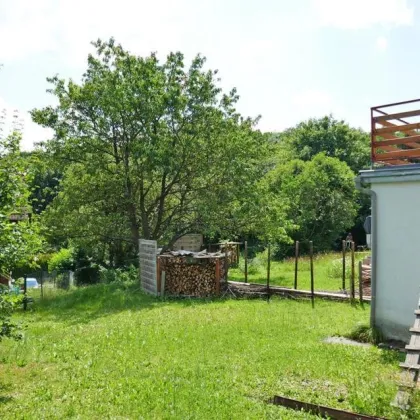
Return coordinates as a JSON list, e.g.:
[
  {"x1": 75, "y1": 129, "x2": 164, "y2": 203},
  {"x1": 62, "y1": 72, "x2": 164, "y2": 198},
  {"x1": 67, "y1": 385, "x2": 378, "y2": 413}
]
[
  {"x1": 159, "y1": 256, "x2": 227, "y2": 297},
  {"x1": 219, "y1": 243, "x2": 238, "y2": 265}
]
